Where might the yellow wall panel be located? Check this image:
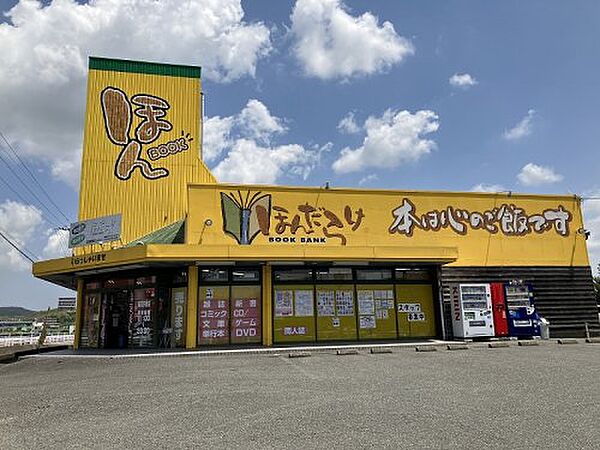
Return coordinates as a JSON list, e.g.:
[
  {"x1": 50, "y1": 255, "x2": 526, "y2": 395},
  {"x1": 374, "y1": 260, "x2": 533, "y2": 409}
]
[
  {"x1": 187, "y1": 183, "x2": 589, "y2": 267},
  {"x1": 79, "y1": 58, "x2": 215, "y2": 248}
]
